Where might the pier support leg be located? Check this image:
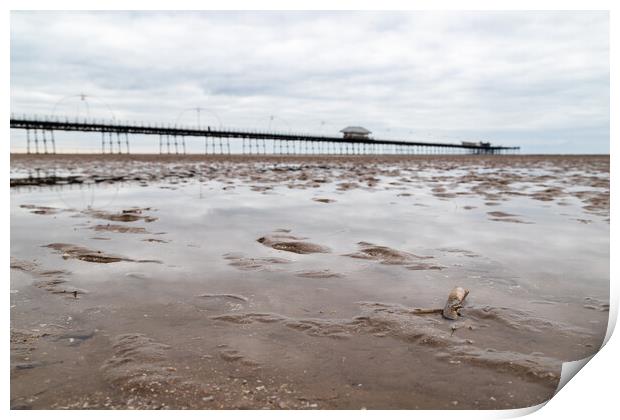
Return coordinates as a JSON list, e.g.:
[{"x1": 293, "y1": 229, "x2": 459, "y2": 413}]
[
  {"x1": 26, "y1": 129, "x2": 31, "y2": 154},
  {"x1": 34, "y1": 129, "x2": 39, "y2": 154},
  {"x1": 42, "y1": 130, "x2": 48, "y2": 154}
]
